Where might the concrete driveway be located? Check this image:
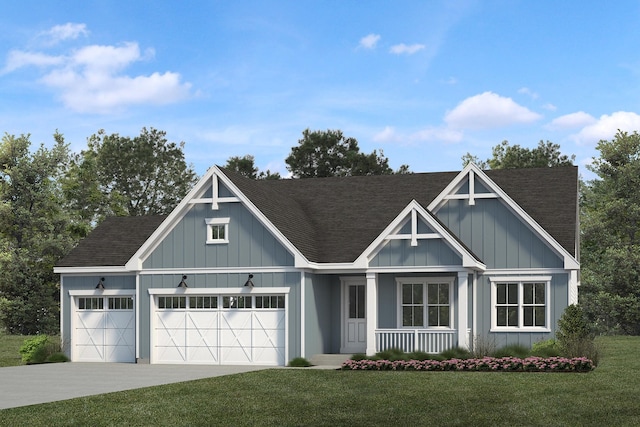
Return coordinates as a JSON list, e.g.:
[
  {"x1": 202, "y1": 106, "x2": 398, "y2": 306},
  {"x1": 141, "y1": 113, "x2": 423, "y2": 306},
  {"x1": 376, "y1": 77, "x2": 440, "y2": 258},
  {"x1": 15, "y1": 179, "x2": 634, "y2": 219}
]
[{"x1": 0, "y1": 363, "x2": 269, "y2": 410}]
